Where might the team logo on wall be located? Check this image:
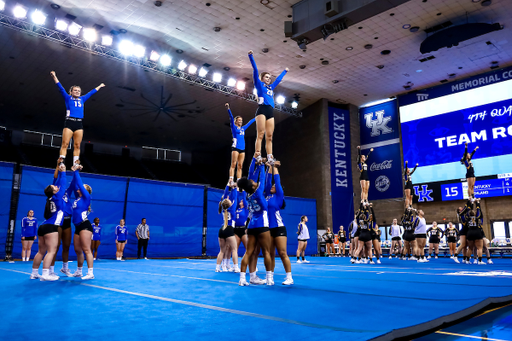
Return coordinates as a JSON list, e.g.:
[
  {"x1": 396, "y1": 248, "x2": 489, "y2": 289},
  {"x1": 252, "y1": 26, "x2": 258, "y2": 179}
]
[
  {"x1": 414, "y1": 184, "x2": 434, "y2": 202},
  {"x1": 364, "y1": 110, "x2": 393, "y2": 137},
  {"x1": 375, "y1": 175, "x2": 390, "y2": 192}
]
